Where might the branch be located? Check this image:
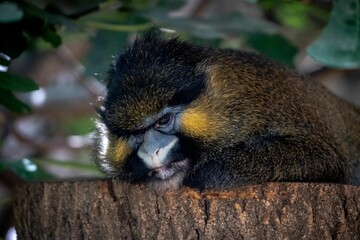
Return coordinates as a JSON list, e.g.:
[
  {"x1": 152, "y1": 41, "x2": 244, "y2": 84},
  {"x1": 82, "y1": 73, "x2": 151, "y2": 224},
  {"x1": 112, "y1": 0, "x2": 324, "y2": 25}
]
[{"x1": 13, "y1": 181, "x2": 360, "y2": 239}]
